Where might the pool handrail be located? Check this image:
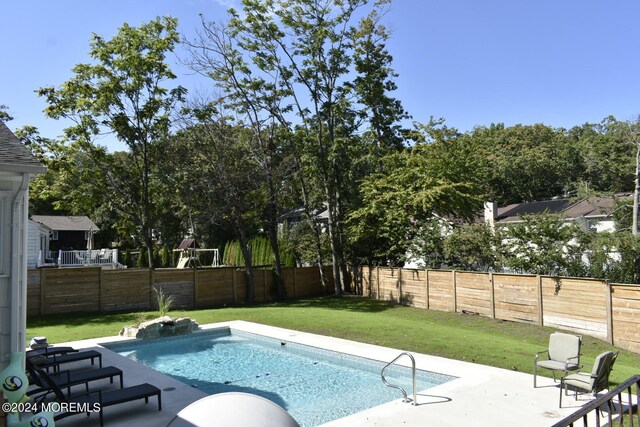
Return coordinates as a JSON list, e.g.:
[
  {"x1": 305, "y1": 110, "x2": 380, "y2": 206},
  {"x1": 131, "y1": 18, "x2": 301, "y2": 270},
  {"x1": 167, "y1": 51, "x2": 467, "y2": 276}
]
[{"x1": 381, "y1": 352, "x2": 417, "y2": 406}]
